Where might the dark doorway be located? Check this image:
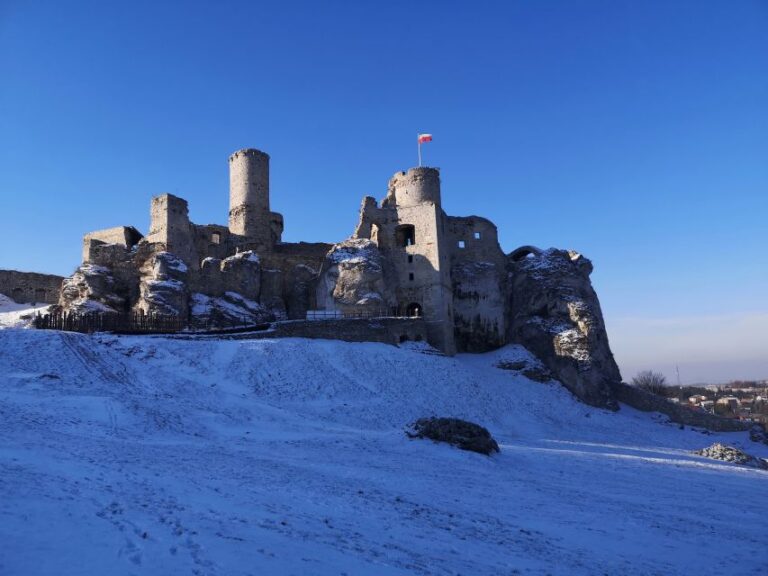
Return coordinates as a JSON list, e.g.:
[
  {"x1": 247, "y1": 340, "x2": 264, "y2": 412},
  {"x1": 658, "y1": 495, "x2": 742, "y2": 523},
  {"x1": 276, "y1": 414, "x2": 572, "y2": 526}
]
[{"x1": 406, "y1": 302, "x2": 422, "y2": 317}]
